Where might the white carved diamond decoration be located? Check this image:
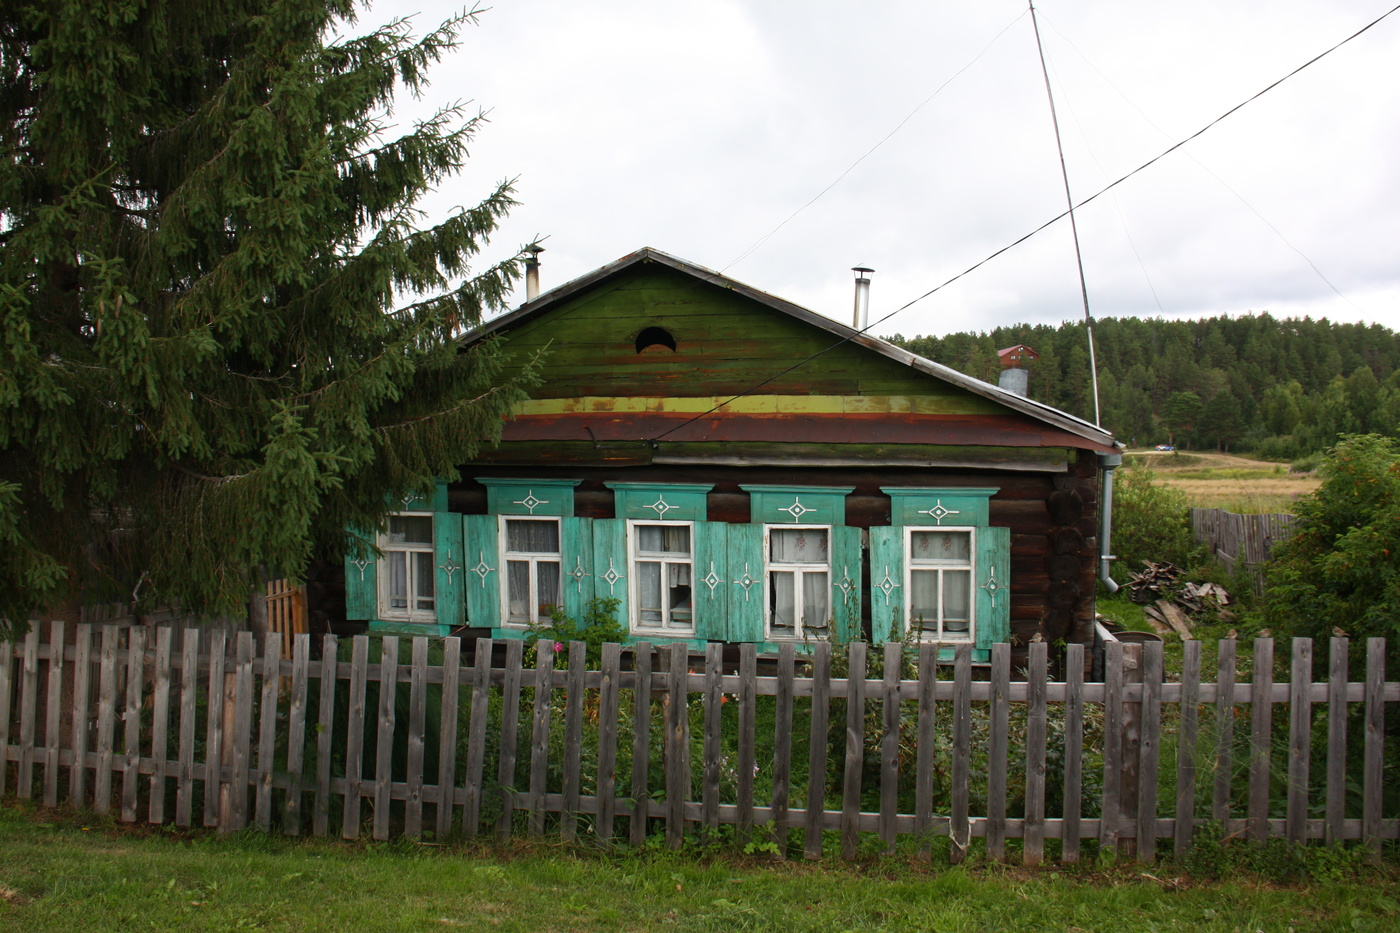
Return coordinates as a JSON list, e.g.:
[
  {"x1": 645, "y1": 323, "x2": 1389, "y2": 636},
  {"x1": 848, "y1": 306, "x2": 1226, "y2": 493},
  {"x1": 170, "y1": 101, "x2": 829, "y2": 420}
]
[
  {"x1": 702, "y1": 561, "x2": 722, "y2": 597},
  {"x1": 513, "y1": 490, "x2": 547, "y2": 514},
  {"x1": 568, "y1": 557, "x2": 589, "y2": 593},
  {"x1": 401, "y1": 491, "x2": 420, "y2": 508},
  {"x1": 600, "y1": 558, "x2": 622, "y2": 594},
  {"x1": 470, "y1": 551, "x2": 496, "y2": 588},
  {"x1": 918, "y1": 500, "x2": 960, "y2": 525},
  {"x1": 780, "y1": 497, "x2": 812, "y2": 521},
  {"x1": 645, "y1": 495, "x2": 675, "y2": 518},
  {"x1": 979, "y1": 566, "x2": 1003, "y2": 608},
  {"x1": 733, "y1": 563, "x2": 758, "y2": 602},
  {"x1": 834, "y1": 565, "x2": 856, "y2": 606},
  {"x1": 351, "y1": 556, "x2": 371, "y2": 580},
  {"x1": 875, "y1": 565, "x2": 901, "y2": 604},
  {"x1": 438, "y1": 549, "x2": 461, "y2": 584}
]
